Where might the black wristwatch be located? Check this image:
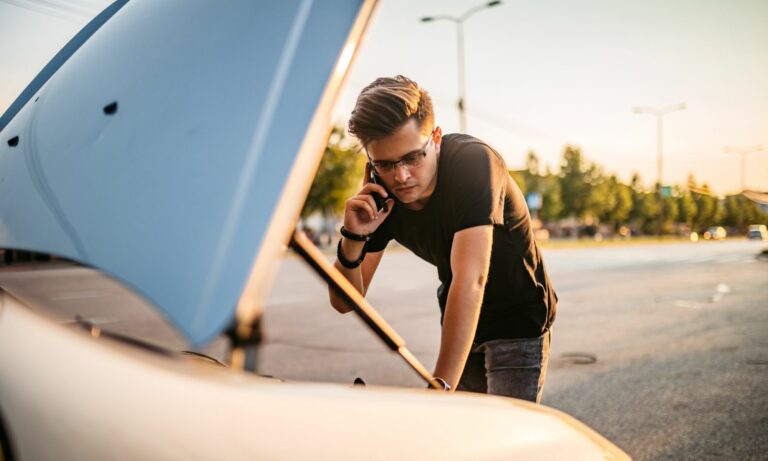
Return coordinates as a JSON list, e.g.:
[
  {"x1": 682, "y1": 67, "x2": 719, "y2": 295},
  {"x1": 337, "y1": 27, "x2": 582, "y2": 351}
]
[
  {"x1": 428, "y1": 377, "x2": 451, "y2": 391},
  {"x1": 339, "y1": 226, "x2": 370, "y2": 242},
  {"x1": 337, "y1": 238, "x2": 367, "y2": 269}
]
